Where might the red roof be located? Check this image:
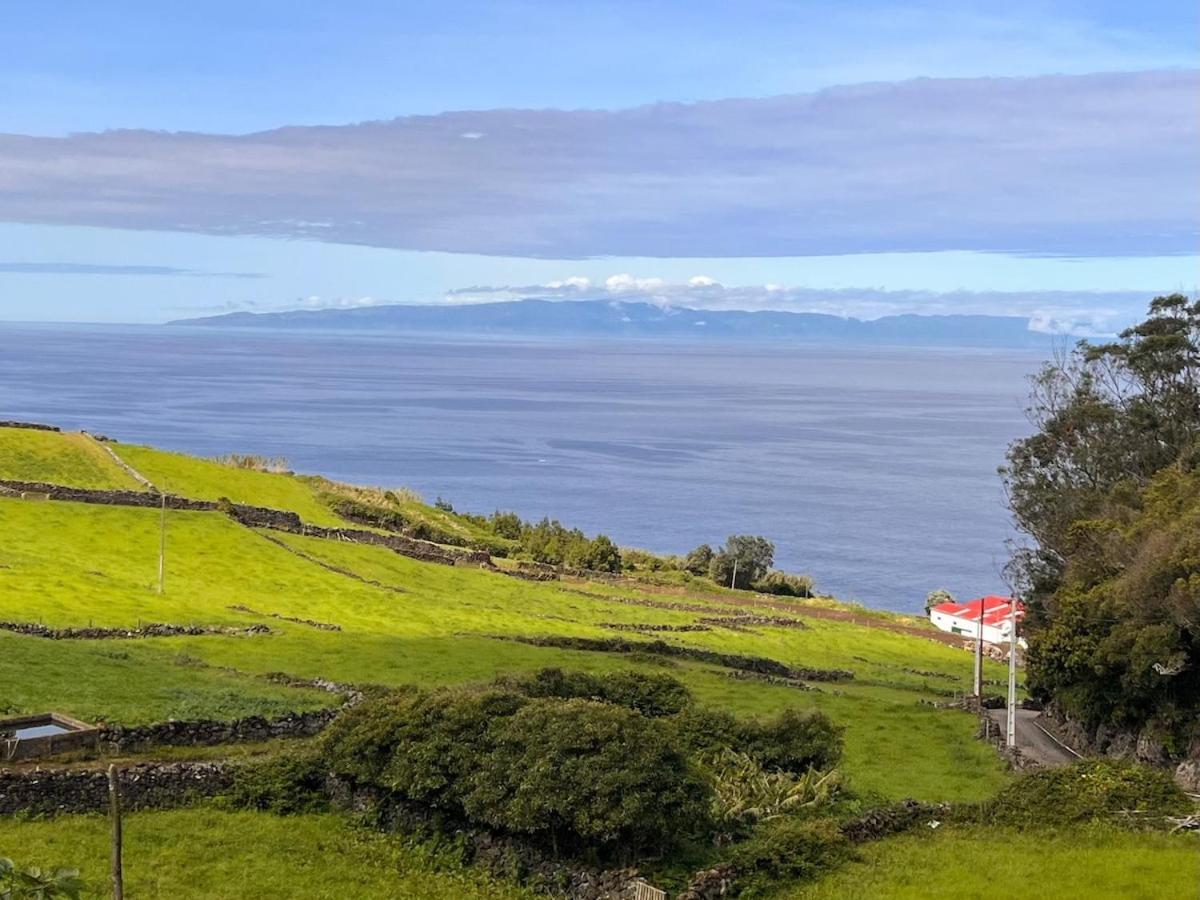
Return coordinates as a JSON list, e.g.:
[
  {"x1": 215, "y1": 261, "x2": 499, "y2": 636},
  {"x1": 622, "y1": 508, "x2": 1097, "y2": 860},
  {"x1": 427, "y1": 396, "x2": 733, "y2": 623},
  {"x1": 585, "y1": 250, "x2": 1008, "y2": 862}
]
[{"x1": 933, "y1": 595, "x2": 1023, "y2": 625}]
